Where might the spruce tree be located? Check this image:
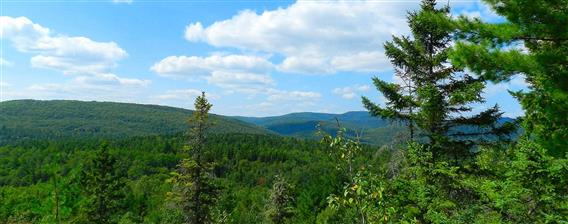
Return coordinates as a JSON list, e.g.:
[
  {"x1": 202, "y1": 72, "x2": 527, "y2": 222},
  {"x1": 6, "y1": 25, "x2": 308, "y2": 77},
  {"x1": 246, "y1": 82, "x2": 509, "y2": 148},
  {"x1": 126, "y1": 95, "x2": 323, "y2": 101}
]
[
  {"x1": 80, "y1": 142, "x2": 125, "y2": 224},
  {"x1": 363, "y1": 0, "x2": 514, "y2": 160},
  {"x1": 169, "y1": 92, "x2": 219, "y2": 224},
  {"x1": 450, "y1": 0, "x2": 568, "y2": 156}
]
